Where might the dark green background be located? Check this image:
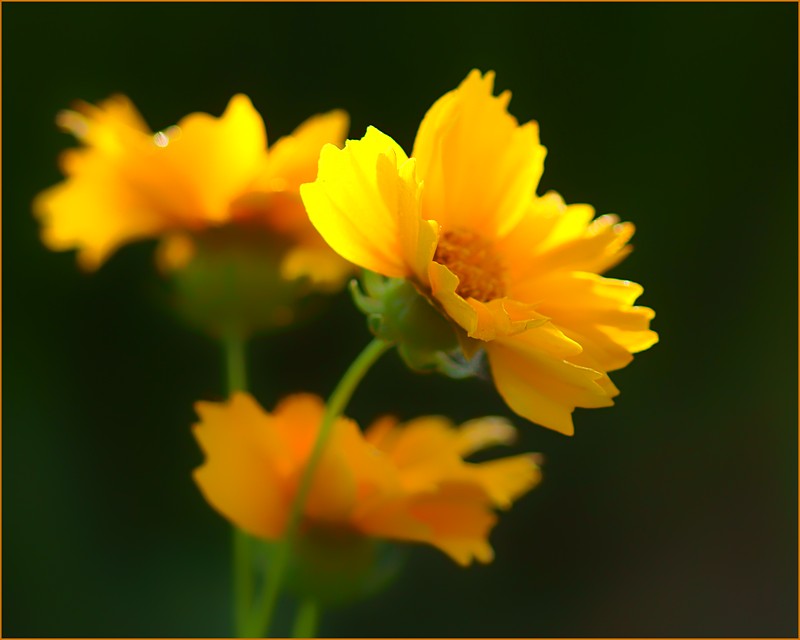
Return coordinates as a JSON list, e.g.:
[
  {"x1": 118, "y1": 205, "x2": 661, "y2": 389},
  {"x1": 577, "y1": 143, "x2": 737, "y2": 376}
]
[{"x1": 4, "y1": 2, "x2": 797, "y2": 637}]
